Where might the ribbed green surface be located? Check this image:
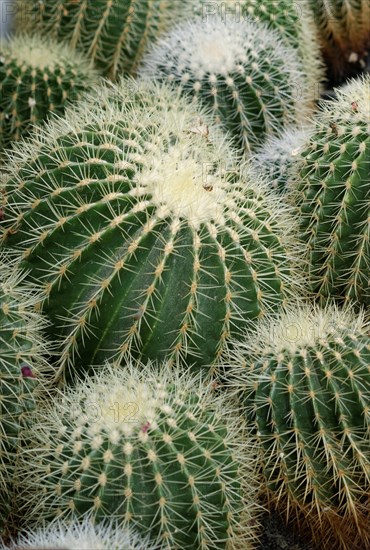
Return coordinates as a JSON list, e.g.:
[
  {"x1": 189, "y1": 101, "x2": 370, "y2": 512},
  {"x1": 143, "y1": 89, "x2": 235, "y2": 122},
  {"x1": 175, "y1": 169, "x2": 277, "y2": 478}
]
[
  {"x1": 294, "y1": 76, "x2": 370, "y2": 307},
  {"x1": 21, "y1": 0, "x2": 193, "y2": 78},
  {"x1": 140, "y1": 16, "x2": 311, "y2": 155},
  {"x1": 251, "y1": 126, "x2": 312, "y2": 193},
  {"x1": 1, "y1": 81, "x2": 299, "y2": 381},
  {"x1": 236, "y1": 305, "x2": 370, "y2": 549},
  {"x1": 0, "y1": 34, "x2": 96, "y2": 152},
  {"x1": 19, "y1": 366, "x2": 254, "y2": 549},
  {"x1": 0, "y1": 260, "x2": 47, "y2": 533}
]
